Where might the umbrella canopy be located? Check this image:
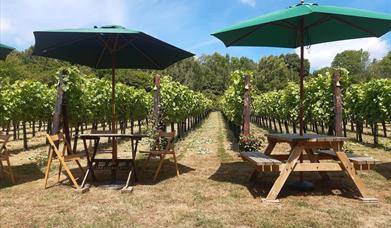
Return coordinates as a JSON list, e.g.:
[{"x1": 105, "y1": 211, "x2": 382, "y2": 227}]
[
  {"x1": 33, "y1": 25, "x2": 194, "y2": 69},
  {"x1": 212, "y1": 1, "x2": 391, "y2": 135},
  {"x1": 0, "y1": 43, "x2": 15, "y2": 60},
  {"x1": 212, "y1": 2, "x2": 391, "y2": 48}
]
